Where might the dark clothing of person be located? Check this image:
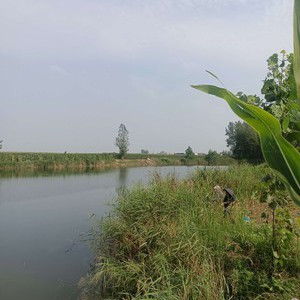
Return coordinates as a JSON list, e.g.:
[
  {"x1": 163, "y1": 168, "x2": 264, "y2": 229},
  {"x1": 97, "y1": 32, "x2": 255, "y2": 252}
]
[{"x1": 223, "y1": 188, "x2": 236, "y2": 216}]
